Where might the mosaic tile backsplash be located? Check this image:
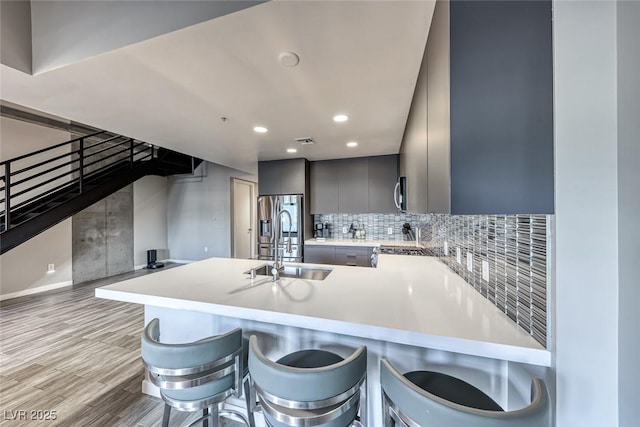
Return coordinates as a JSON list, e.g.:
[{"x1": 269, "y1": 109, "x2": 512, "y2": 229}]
[
  {"x1": 314, "y1": 213, "x2": 429, "y2": 241},
  {"x1": 314, "y1": 213, "x2": 550, "y2": 347}
]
